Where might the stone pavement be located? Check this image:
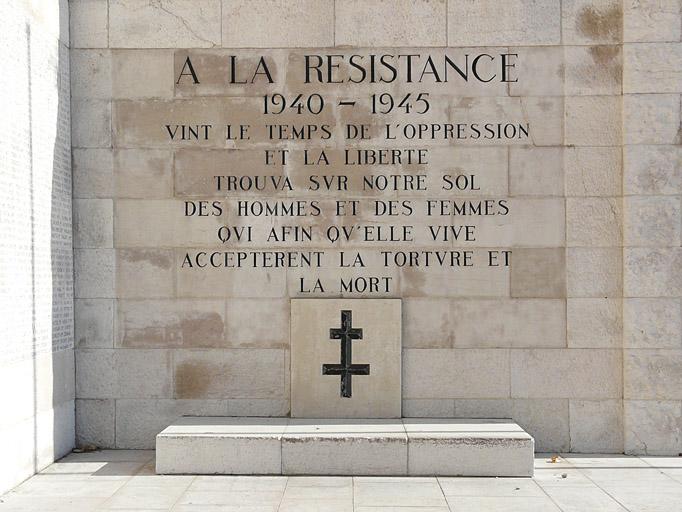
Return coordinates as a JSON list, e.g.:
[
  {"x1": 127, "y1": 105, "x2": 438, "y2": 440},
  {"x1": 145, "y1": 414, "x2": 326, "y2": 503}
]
[{"x1": 1, "y1": 451, "x2": 681, "y2": 511}]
